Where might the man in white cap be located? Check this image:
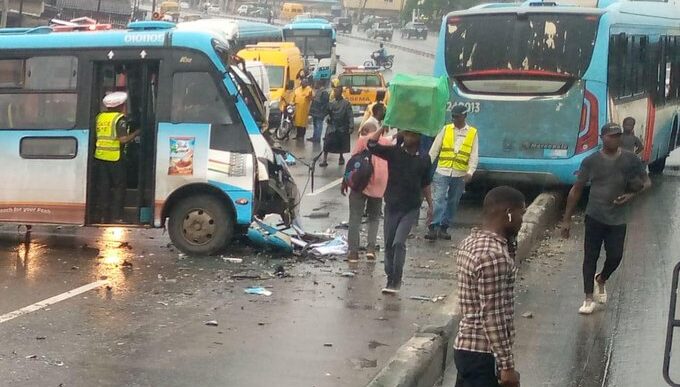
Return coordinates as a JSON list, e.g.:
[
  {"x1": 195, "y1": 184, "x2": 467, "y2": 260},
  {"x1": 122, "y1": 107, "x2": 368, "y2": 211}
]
[{"x1": 94, "y1": 91, "x2": 140, "y2": 223}]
